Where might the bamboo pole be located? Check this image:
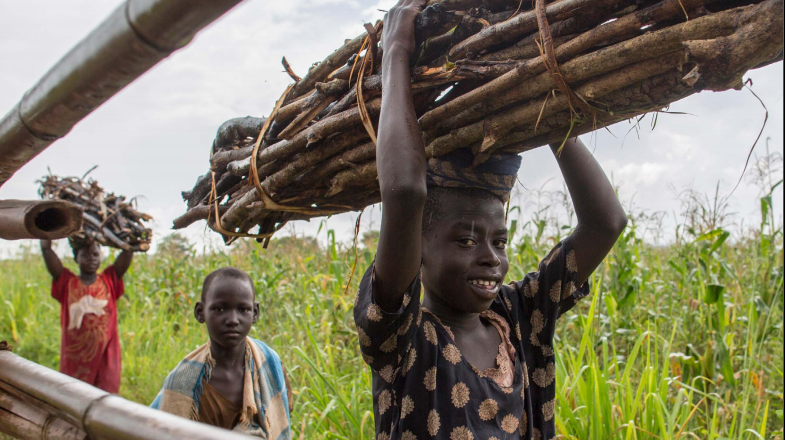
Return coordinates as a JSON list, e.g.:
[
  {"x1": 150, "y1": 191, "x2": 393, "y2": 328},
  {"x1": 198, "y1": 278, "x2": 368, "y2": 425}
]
[
  {"x1": 0, "y1": 0, "x2": 246, "y2": 188},
  {"x1": 0, "y1": 381, "x2": 86, "y2": 440},
  {"x1": 0, "y1": 200, "x2": 82, "y2": 240},
  {"x1": 0, "y1": 350, "x2": 256, "y2": 440}
]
